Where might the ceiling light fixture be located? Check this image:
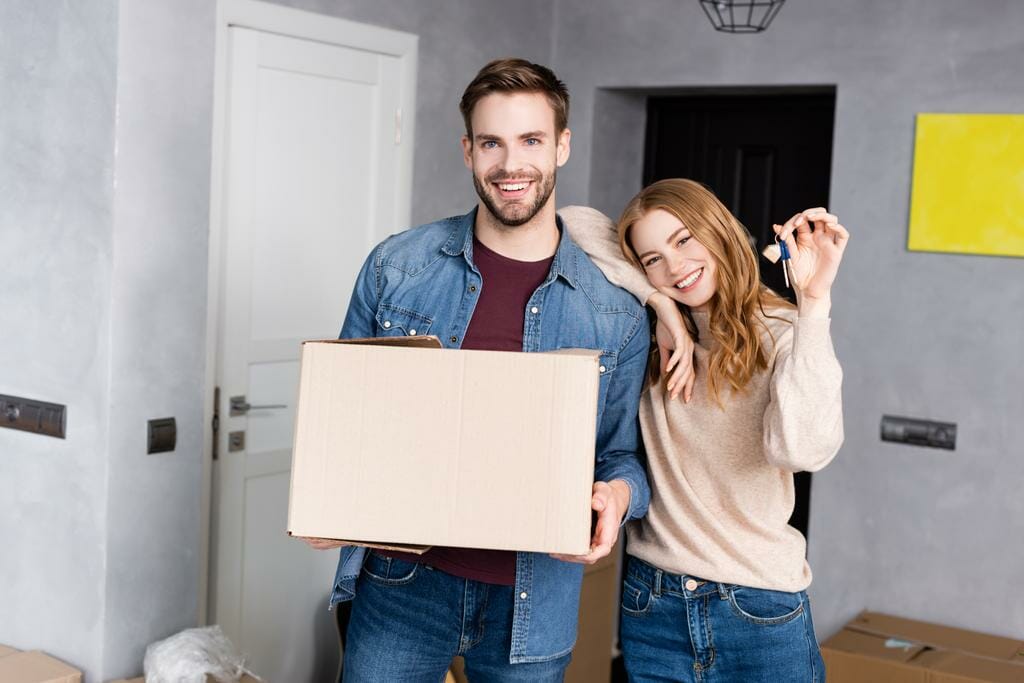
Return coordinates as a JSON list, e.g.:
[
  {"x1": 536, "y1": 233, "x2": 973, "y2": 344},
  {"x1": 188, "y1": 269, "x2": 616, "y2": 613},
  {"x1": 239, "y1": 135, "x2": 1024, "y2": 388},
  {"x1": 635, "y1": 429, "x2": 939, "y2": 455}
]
[{"x1": 698, "y1": 0, "x2": 786, "y2": 33}]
